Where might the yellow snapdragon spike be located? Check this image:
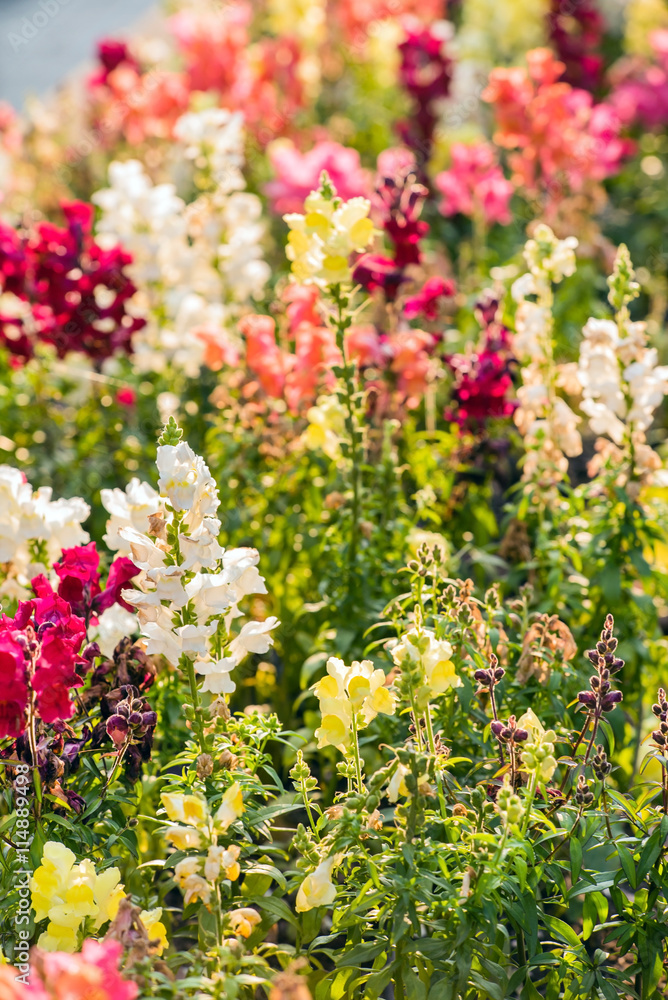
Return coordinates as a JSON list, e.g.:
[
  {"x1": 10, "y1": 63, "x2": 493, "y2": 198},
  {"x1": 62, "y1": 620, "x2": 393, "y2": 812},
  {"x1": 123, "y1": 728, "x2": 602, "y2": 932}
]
[
  {"x1": 347, "y1": 673, "x2": 372, "y2": 709},
  {"x1": 37, "y1": 922, "x2": 79, "y2": 953},
  {"x1": 140, "y1": 908, "x2": 169, "y2": 955}
]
